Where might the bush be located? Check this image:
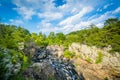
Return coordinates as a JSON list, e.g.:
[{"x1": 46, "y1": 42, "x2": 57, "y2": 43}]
[
  {"x1": 0, "y1": 50, "x2": 8, "y2": 80},
  {"x1": 9, "y1": 73, "x2": 26, "y2": 80},
  {"x1": 63, "y1": 50, "x2": 75, "y2": 59},
  {"x1": 86, "y1": 57, "x2": 93, "y2": 63},
  {"x1": 21, "y1": 55, "x2": 30, "y2": 71},
  {"x1": 95, "y1": 51, "x2": 103, "y2": 64}
]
